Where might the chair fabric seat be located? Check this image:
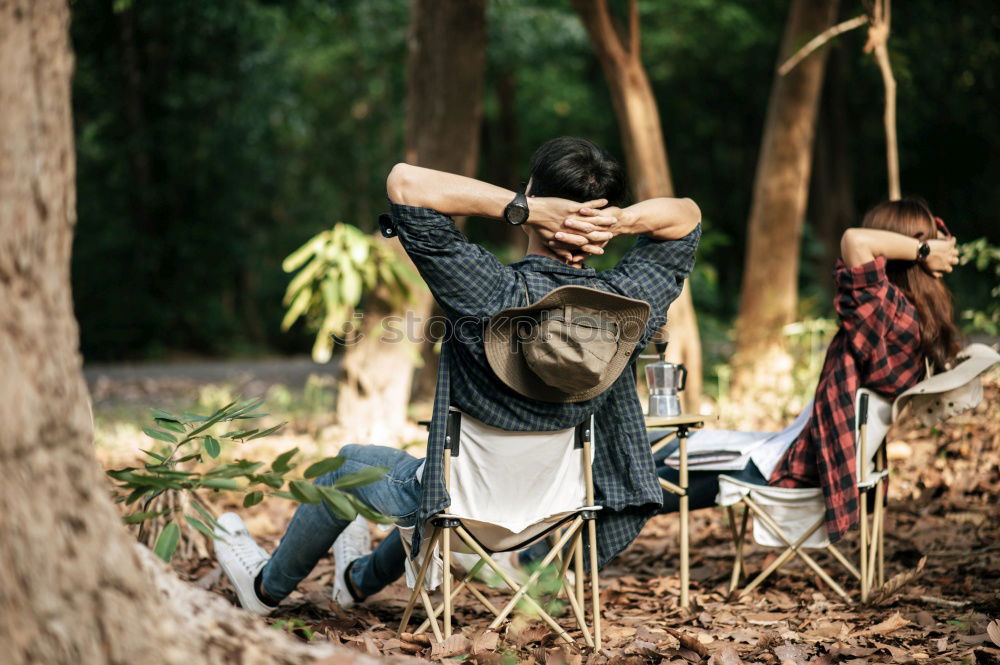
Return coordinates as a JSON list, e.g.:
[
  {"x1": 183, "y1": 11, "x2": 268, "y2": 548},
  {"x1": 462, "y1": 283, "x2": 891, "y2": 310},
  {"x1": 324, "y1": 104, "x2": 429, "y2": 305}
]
[
  {"x1": 717, "y1": 475, "x2": 829, "y2": 548},
  {"x1": 446, "y1": 411, "x2": 590, "y2": 537},
  {"x1": 401, "y1": 411, "x2": 595, "y2": 591}
]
